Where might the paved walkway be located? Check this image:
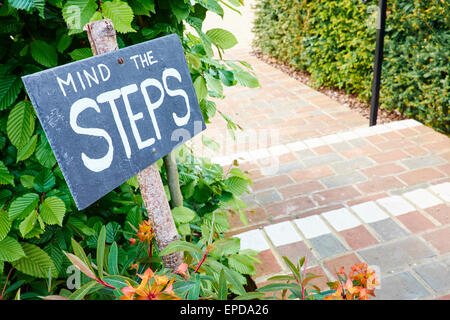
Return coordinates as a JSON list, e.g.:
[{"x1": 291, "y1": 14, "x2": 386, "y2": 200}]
[{"x1": 195, "y1": 5, "x2": 450, "y2": 300}]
